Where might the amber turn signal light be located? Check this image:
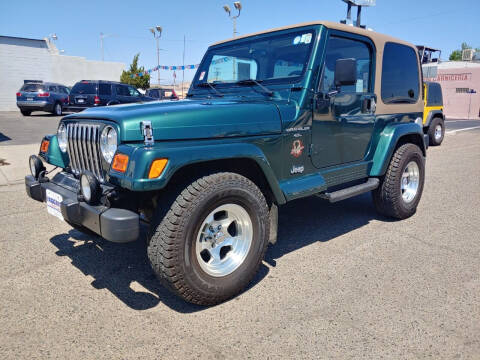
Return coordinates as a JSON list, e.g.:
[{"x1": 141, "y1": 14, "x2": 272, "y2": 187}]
[
  {"x1": 148, "y1": 159, "x2": 168, "y2": 179},
  {"x1": 112, "y1": 153, "x2": 129, "y2": 173},
  {"x1": 40, "y1": 140, "x2": 50, "y2": 153}
]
